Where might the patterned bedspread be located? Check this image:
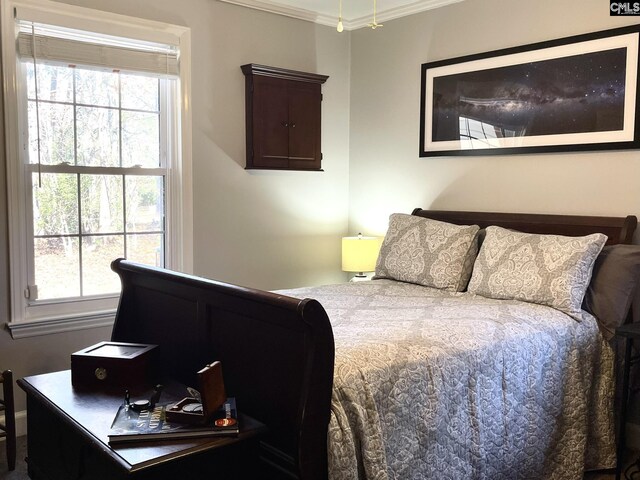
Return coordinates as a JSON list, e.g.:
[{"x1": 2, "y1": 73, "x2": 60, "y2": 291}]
[{"x1": 278, "y1": 279, "x2": 616, "y2": 480}]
